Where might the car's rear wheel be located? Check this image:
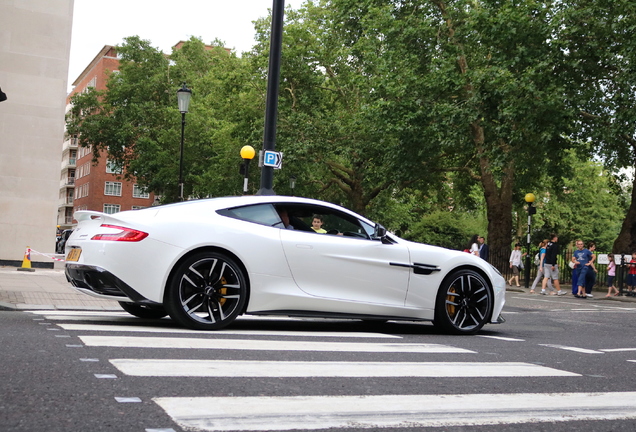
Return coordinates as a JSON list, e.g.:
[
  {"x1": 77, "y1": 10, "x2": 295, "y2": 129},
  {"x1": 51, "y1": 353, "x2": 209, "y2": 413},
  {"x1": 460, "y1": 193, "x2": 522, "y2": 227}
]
[
  {"x1": 434, "y1": 269, "x2": 492, "y2": 335},
  {"x1": 118, "y1": 302, "x2": 168, "y2": 319},
  {"x1": 165, "y1": 251, "x2": 247, "y2": 330}
]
